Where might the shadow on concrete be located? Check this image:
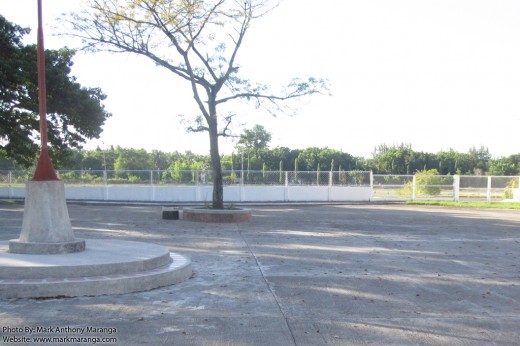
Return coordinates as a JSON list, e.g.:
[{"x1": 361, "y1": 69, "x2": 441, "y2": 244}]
[{"x1": 1, "y1": 203, "x2": 519, "y2": 345}]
